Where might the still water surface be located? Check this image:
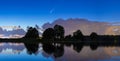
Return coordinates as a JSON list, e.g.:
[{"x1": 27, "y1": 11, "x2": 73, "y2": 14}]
[{"x1": 0, "y1": 43, "x2": 119, "y2": 61}]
